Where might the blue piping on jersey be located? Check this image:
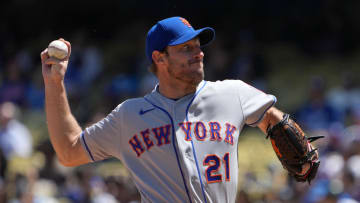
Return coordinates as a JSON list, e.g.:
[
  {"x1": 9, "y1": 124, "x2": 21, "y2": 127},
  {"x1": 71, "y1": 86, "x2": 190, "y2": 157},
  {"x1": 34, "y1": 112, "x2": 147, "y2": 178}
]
[
  {"x1": 81, "y1": 132, "x2": 95, "y2": 162},
  {"x1": 144, "y1": 97, "x2": 193, "y2": 203},
  {"x1": 185, "y1": 81, "x2": 208, "y2": 203},
  {"x1": 247, "y1": 95, "x2": 277, "y2": 126}
]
